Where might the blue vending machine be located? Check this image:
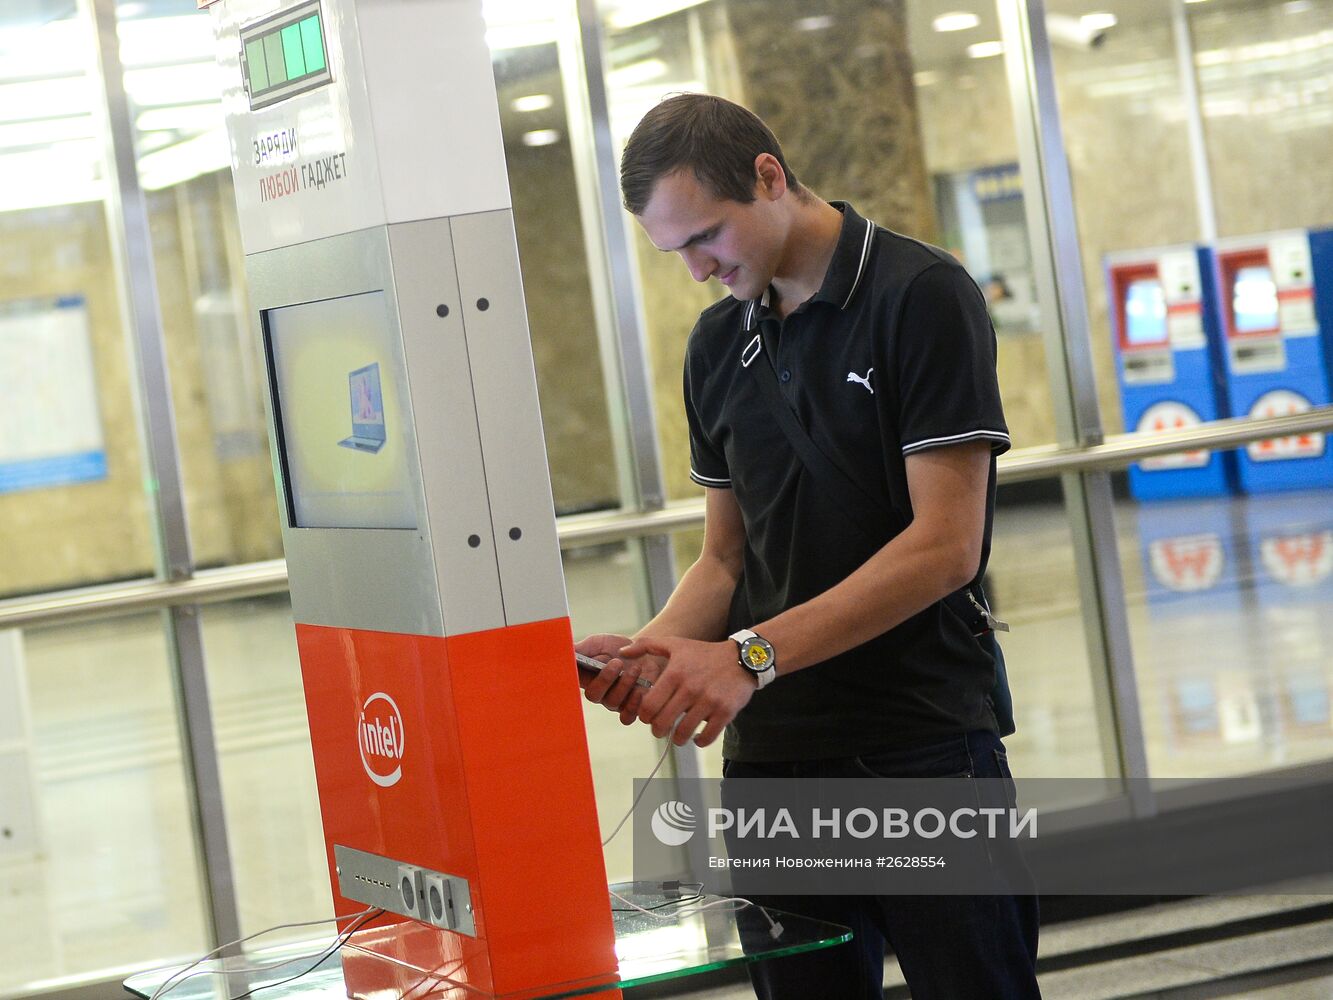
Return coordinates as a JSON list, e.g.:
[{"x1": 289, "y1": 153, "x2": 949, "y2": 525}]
[
  {"x1": 1211, "y1": 229, "x2": 1333, "y2": 492},
  {"x1": 1108, "y1": 247, "x2": 1253, "y2": 756},
  {"x1": 1106, "y1": 245, "x2": 1233, "y2": 500}
]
